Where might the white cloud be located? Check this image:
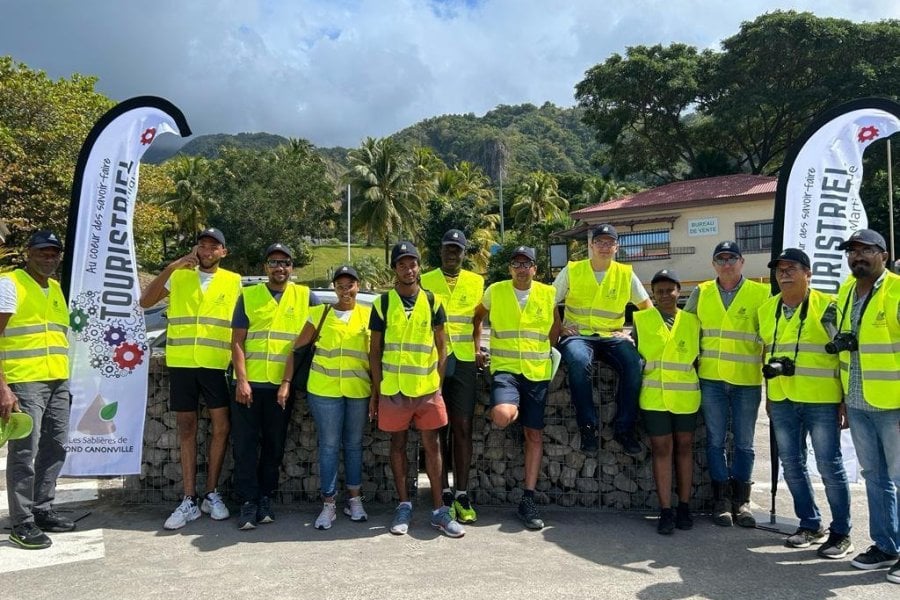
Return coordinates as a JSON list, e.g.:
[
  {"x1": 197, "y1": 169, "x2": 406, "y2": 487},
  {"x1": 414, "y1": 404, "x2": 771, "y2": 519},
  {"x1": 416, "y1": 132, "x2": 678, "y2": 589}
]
[{"x1": 2, "y1": 0, "x2": 897, "y2": 147}]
